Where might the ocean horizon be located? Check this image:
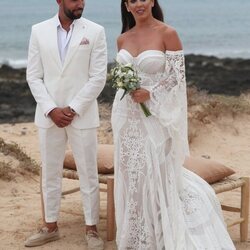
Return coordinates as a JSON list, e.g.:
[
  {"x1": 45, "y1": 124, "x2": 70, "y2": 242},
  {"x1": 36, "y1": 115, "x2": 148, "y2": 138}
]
[{"x1": 0, "y1": 0, "x2": 250, "y2": 68}]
